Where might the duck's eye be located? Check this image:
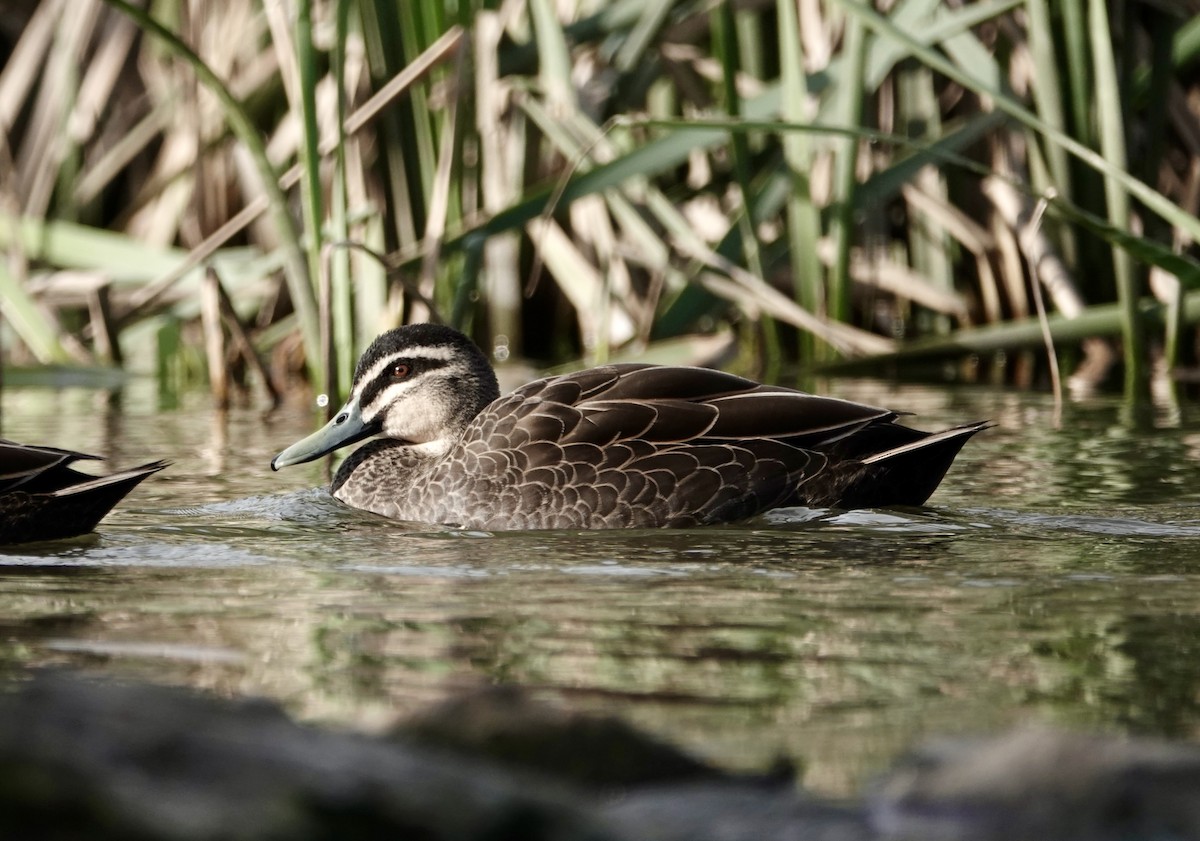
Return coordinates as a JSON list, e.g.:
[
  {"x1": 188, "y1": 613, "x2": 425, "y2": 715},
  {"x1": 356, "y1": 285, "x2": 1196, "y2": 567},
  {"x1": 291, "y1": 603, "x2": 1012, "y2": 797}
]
[{"x1": 391, "y1": 363, "x2": 411, "y2": 379}]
